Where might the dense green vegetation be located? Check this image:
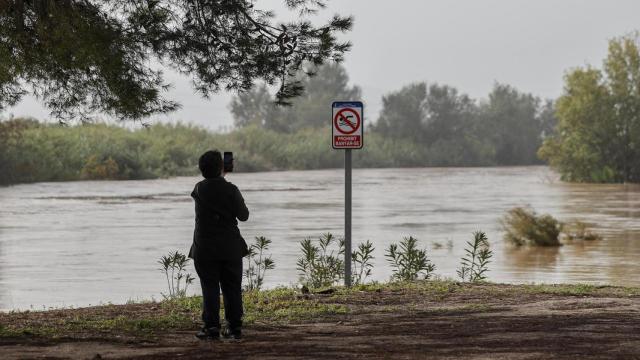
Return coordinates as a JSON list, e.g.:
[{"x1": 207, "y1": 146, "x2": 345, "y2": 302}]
[
  {"x1": 0, "y1": 118, "x2": 429, "y2": 185},
  {"x1": 0, "y1": 119, "x2": 205, "y2": 184},
  {"x1": 3, "y1": 66, "x2": 554, "y2": 187},
  {"x1": 540, "y1": 34, "x2": 640, "y2": 183}
]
